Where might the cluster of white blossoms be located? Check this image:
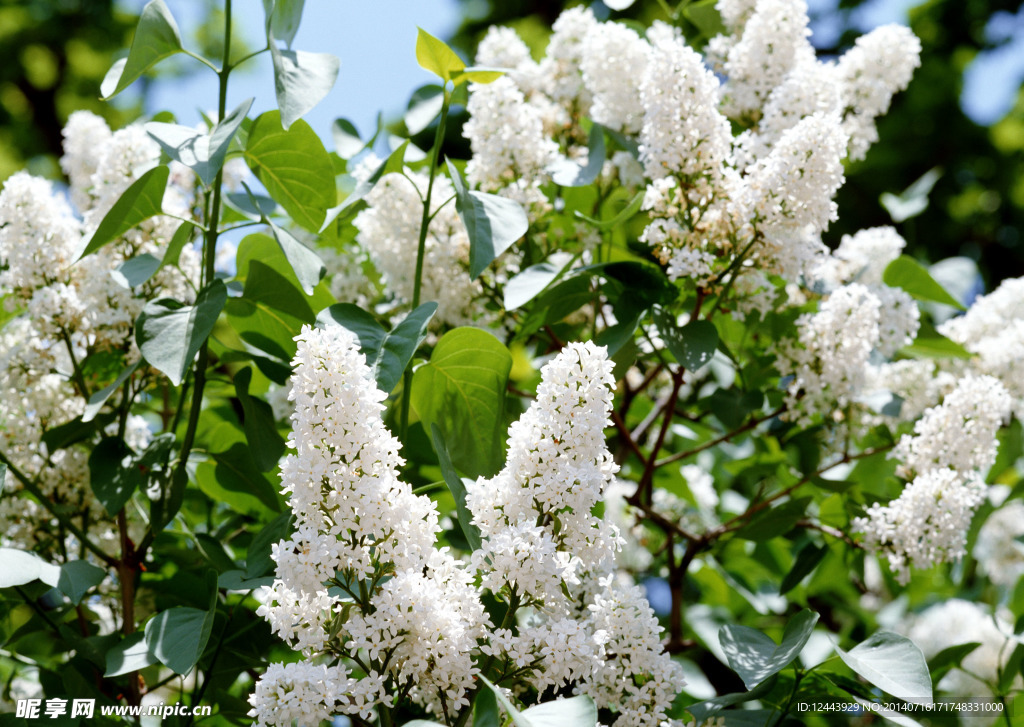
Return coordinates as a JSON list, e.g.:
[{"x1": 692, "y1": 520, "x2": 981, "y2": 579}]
[
  {"x1": 350, "y1": 156, "x2": 501, "y2": 327},
  {"x1": 462, "y1": 0, "x2": 919, "y2": 291},
  {"x1": 0, "y1": 111, "x2": 205, "y2": 559},
  {"x1": 854, "y1": 375, "x2": 1011, "y2": 583},
  {"x1": 252, "y1": 334, "x2": 682, "y2": 726}
]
